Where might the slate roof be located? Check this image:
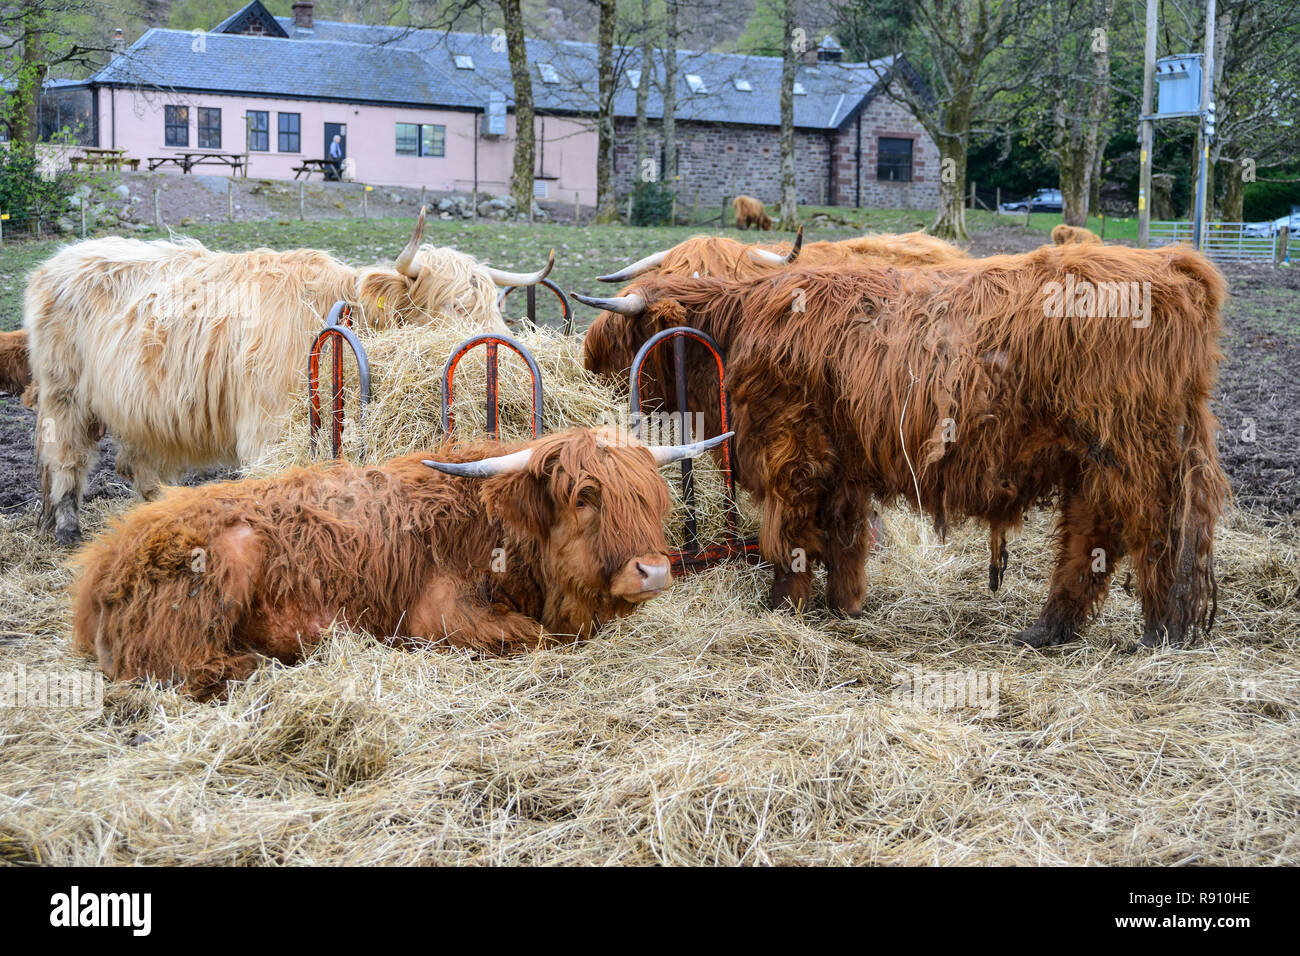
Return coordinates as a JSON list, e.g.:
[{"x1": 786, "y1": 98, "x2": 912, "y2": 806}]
[{"x1": 91, "y1": 2, "x2": 900, "y2": 132}]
